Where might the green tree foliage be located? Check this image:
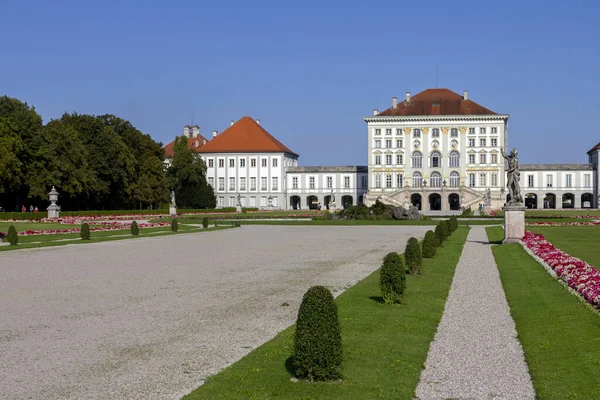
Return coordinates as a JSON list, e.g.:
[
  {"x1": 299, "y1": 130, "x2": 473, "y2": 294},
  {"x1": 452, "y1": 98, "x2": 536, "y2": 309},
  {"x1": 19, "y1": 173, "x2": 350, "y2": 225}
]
[
  {"x1": 380, "y1": 252, "x2": 406, "y2": 304},
  {"x1": 202, "y1": 217, "x2": 209, "y2": 228},
  {"x1": 293, "y1": 286, "x2": 342, "y2": 381},
  {"x1": 80, "y1": 222, "x2": 91, "y2": 240},
  {"x1": 7, "y1": 225, "x2": 18, "y2": 246},
  {"x1": 131, "y1": 221, "x2": 139, "y2": 236},
  {"x1": 435, "y1": 221, "x2": 450, "y2": 245},
  {"x1": 167, "y1": 136, "x2": 216, "y2": 209},
  {"x1": 422, "y1": 230, "x2": 437, "y2": 258},
  {"x1": 171, "y1": 218, "x2": 178, "y2": 232},
  {"x1": 450, "y1": 216, "x2": 458, "y2": 232},
  {"x1": 405, "y1": 237, "x2": 422, "y2": 275}
]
